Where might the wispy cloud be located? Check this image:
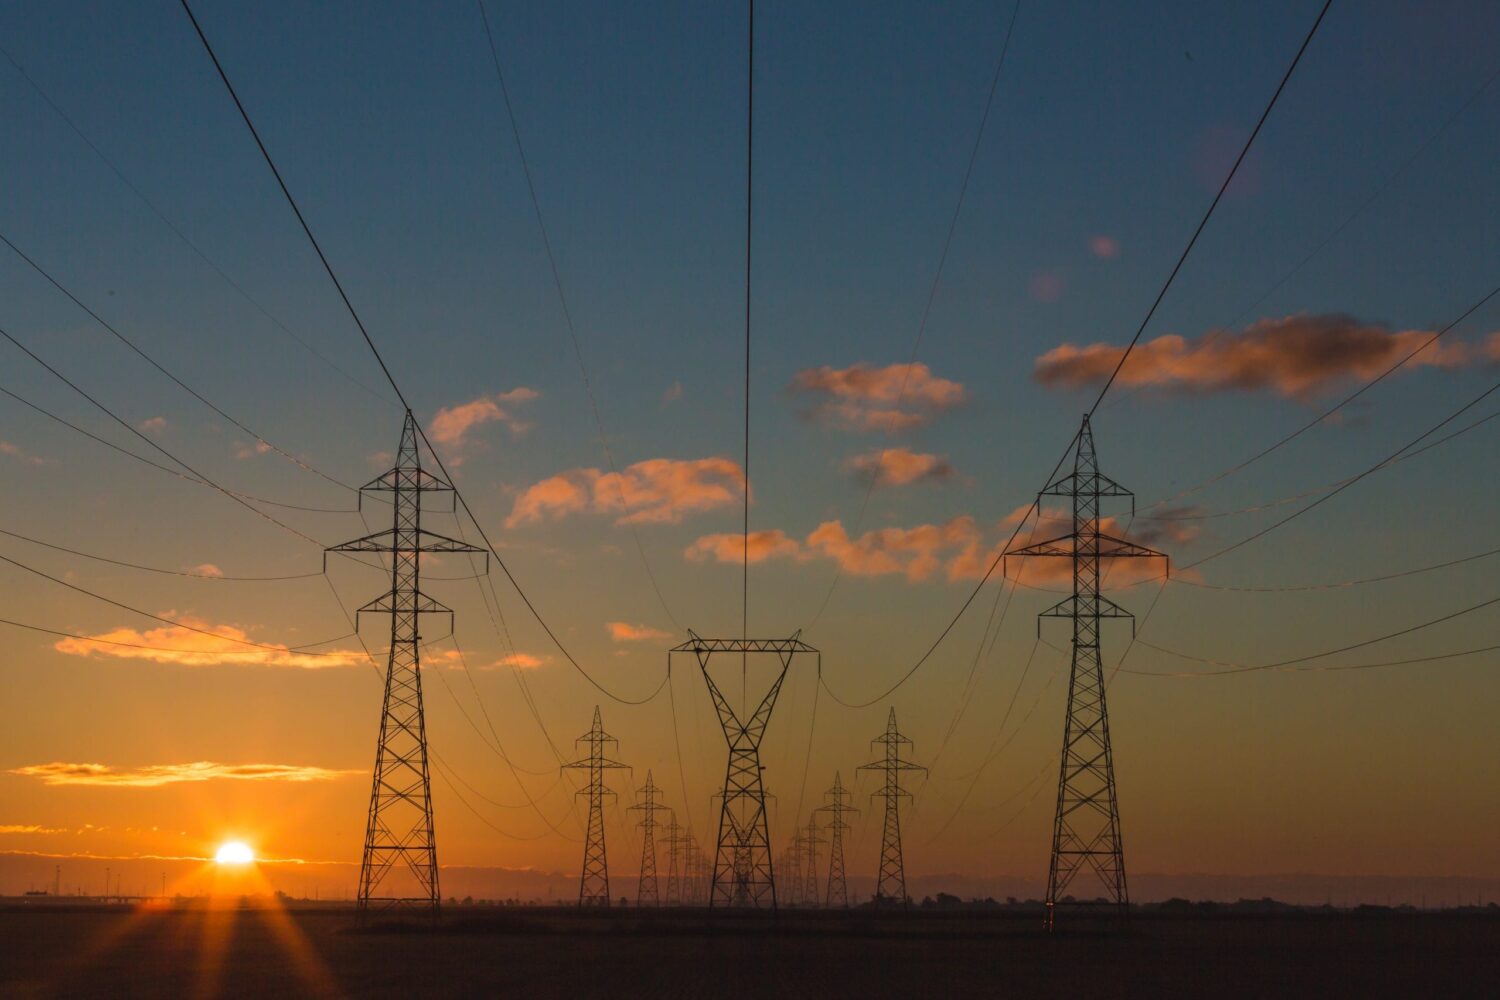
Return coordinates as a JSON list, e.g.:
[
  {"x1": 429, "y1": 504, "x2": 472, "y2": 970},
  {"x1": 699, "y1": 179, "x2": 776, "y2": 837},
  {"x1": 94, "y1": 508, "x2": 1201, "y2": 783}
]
[
  {"x1": 661, "y1": 381, "x2": 684, "y2": 407},
  {"x1": 606, "y1": 622, "x2": 671, "y2": 642},
  {"x1": 0, "y1": 824, "x2": 65, "y2": 834},
  {"x1": 232, "y1": 440, "x2": 272, "y2": 460},
  {"x1": 52, "y1": 620, "x2": 367, "y2": 669},
  {"x1": 430, "y1": 388, "x2": 540, "y2": 457},
  {"x1": 1035, "y1": 313, "x2": 1473, "y2": 399},
  {"x1": 0, "y1": 440, "x2": 47, "y2": 466},
  {"x1": 844, "y1": 447, "x2": 953, "y2": 487},
  {"x1": 137, "y1": 416, "x2": 168, "y2": 434},
  {"x1": 9, "y1": 761, "x2": 360, "y2": 788},
  {"x1": 1089, "y1": 235, "x2": 1120, "y2": 259},
  {"x1": 684, "y1": 529, "x2": 801, "y2": 565},
  {"x1": 507, "y1": 457, "x2": 745, "y2": 528},
  {"x1": 788, "y1": 362, "x2": 966, "y2": 433}
]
